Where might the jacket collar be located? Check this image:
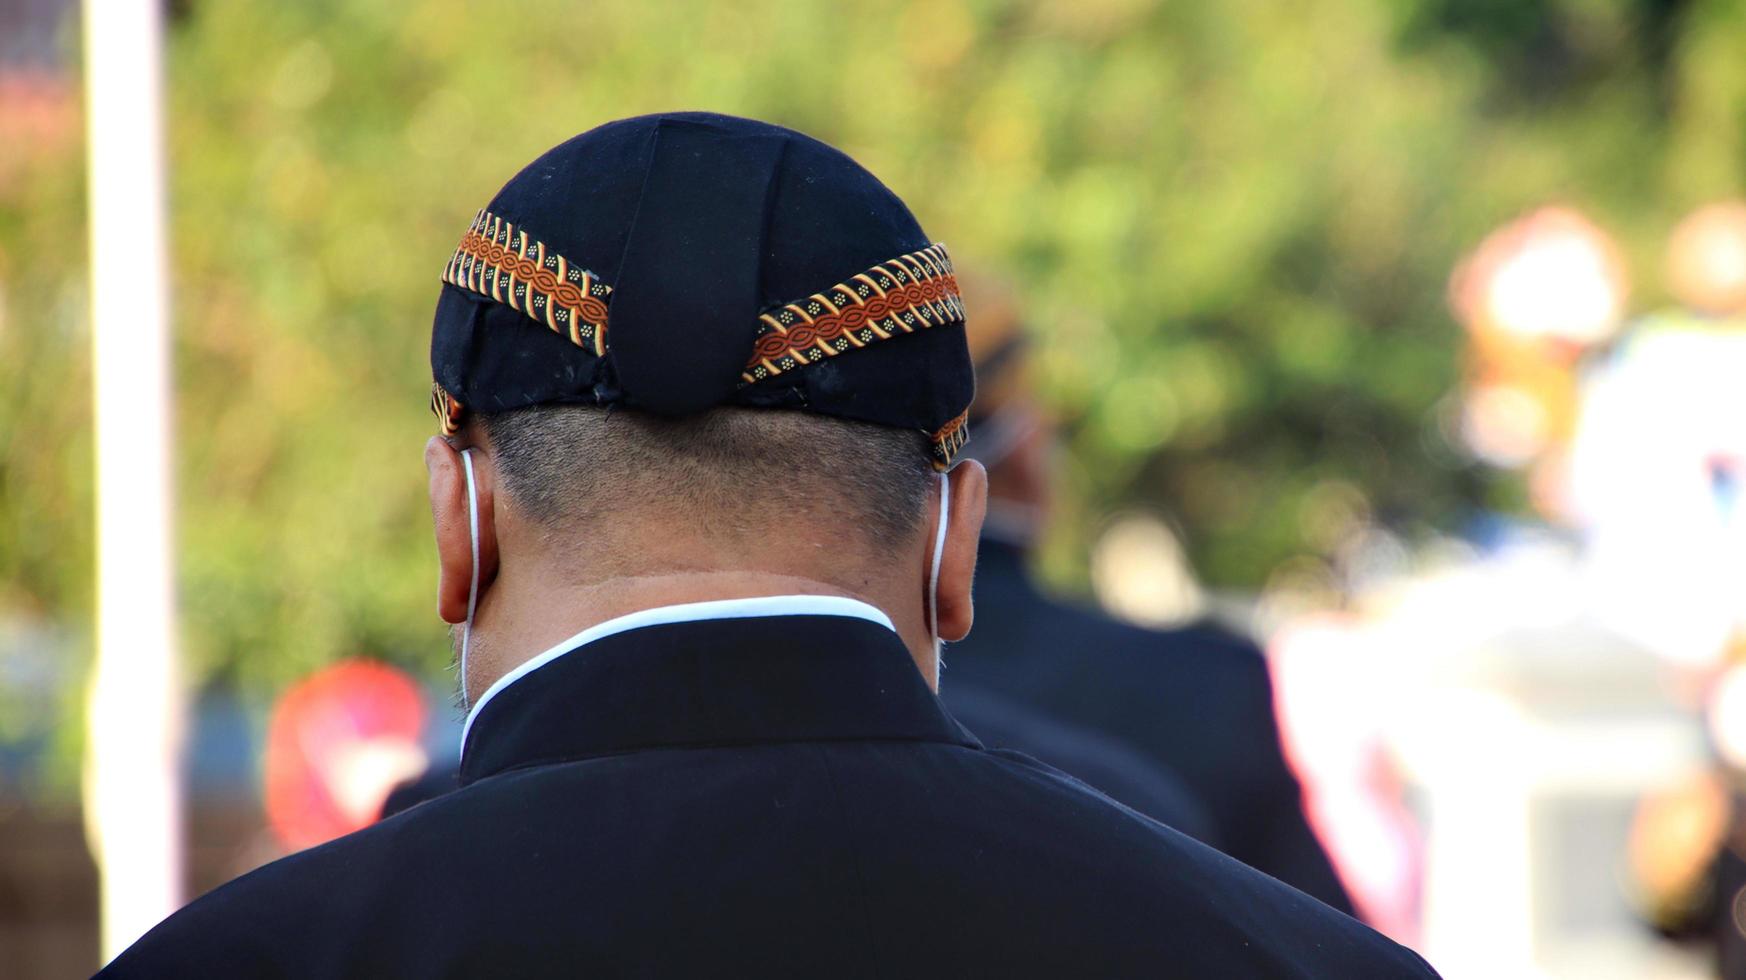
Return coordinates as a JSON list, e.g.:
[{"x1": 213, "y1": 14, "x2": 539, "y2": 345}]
[{"x1": 459, "y1": 595, "x2": 978, "y2": 785}]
